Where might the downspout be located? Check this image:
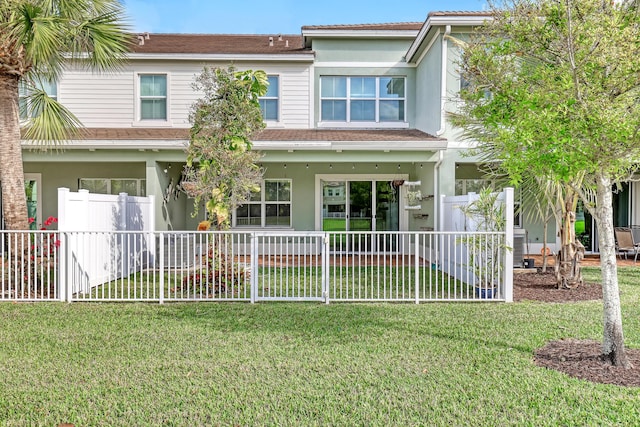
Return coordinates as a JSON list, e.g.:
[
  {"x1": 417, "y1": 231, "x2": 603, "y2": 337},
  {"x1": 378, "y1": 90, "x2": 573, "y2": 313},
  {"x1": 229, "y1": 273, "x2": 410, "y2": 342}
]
[
  {"x1": 436, "y1": 25, "x2": 451, "y2": 137},
  {"x1": 433, "y1": 25, "x2": 451, "y2": 231}
]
